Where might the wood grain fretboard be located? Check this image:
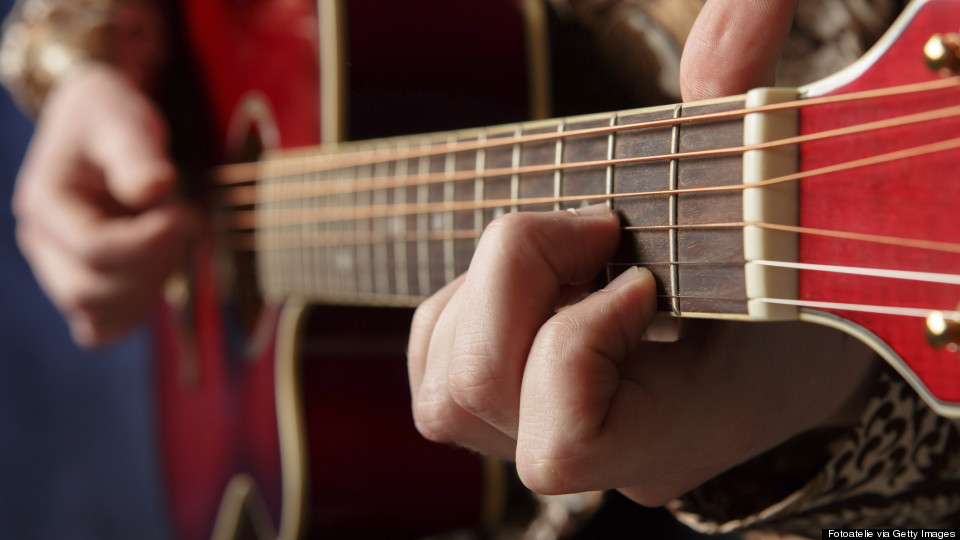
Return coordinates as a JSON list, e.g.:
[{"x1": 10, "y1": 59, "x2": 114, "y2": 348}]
[{"x1": 254, "y1": 96, "x2": 754, "y2": 317}]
